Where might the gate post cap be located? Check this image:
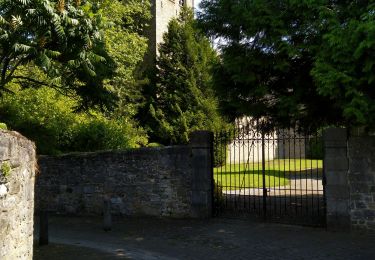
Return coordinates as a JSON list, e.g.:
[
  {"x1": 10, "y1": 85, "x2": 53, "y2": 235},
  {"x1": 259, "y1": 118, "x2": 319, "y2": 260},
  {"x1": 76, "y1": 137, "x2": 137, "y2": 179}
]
[
  {"x1": 189, "y1": 131, "x2": 213, "y2": 147},
  {"x1": 323, "y1": 128, "x2": 347, "y2": 141}
]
